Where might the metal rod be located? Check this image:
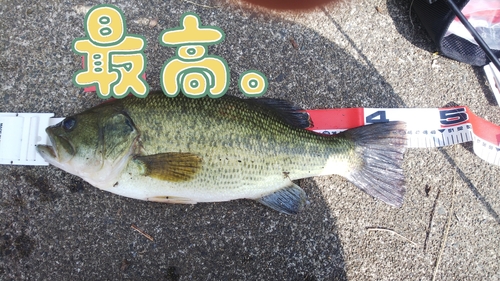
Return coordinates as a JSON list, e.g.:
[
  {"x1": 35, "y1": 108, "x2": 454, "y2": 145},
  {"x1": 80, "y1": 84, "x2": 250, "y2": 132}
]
[{"x1": 443, "y1": 0, "x2": 500, "y2": 71}]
